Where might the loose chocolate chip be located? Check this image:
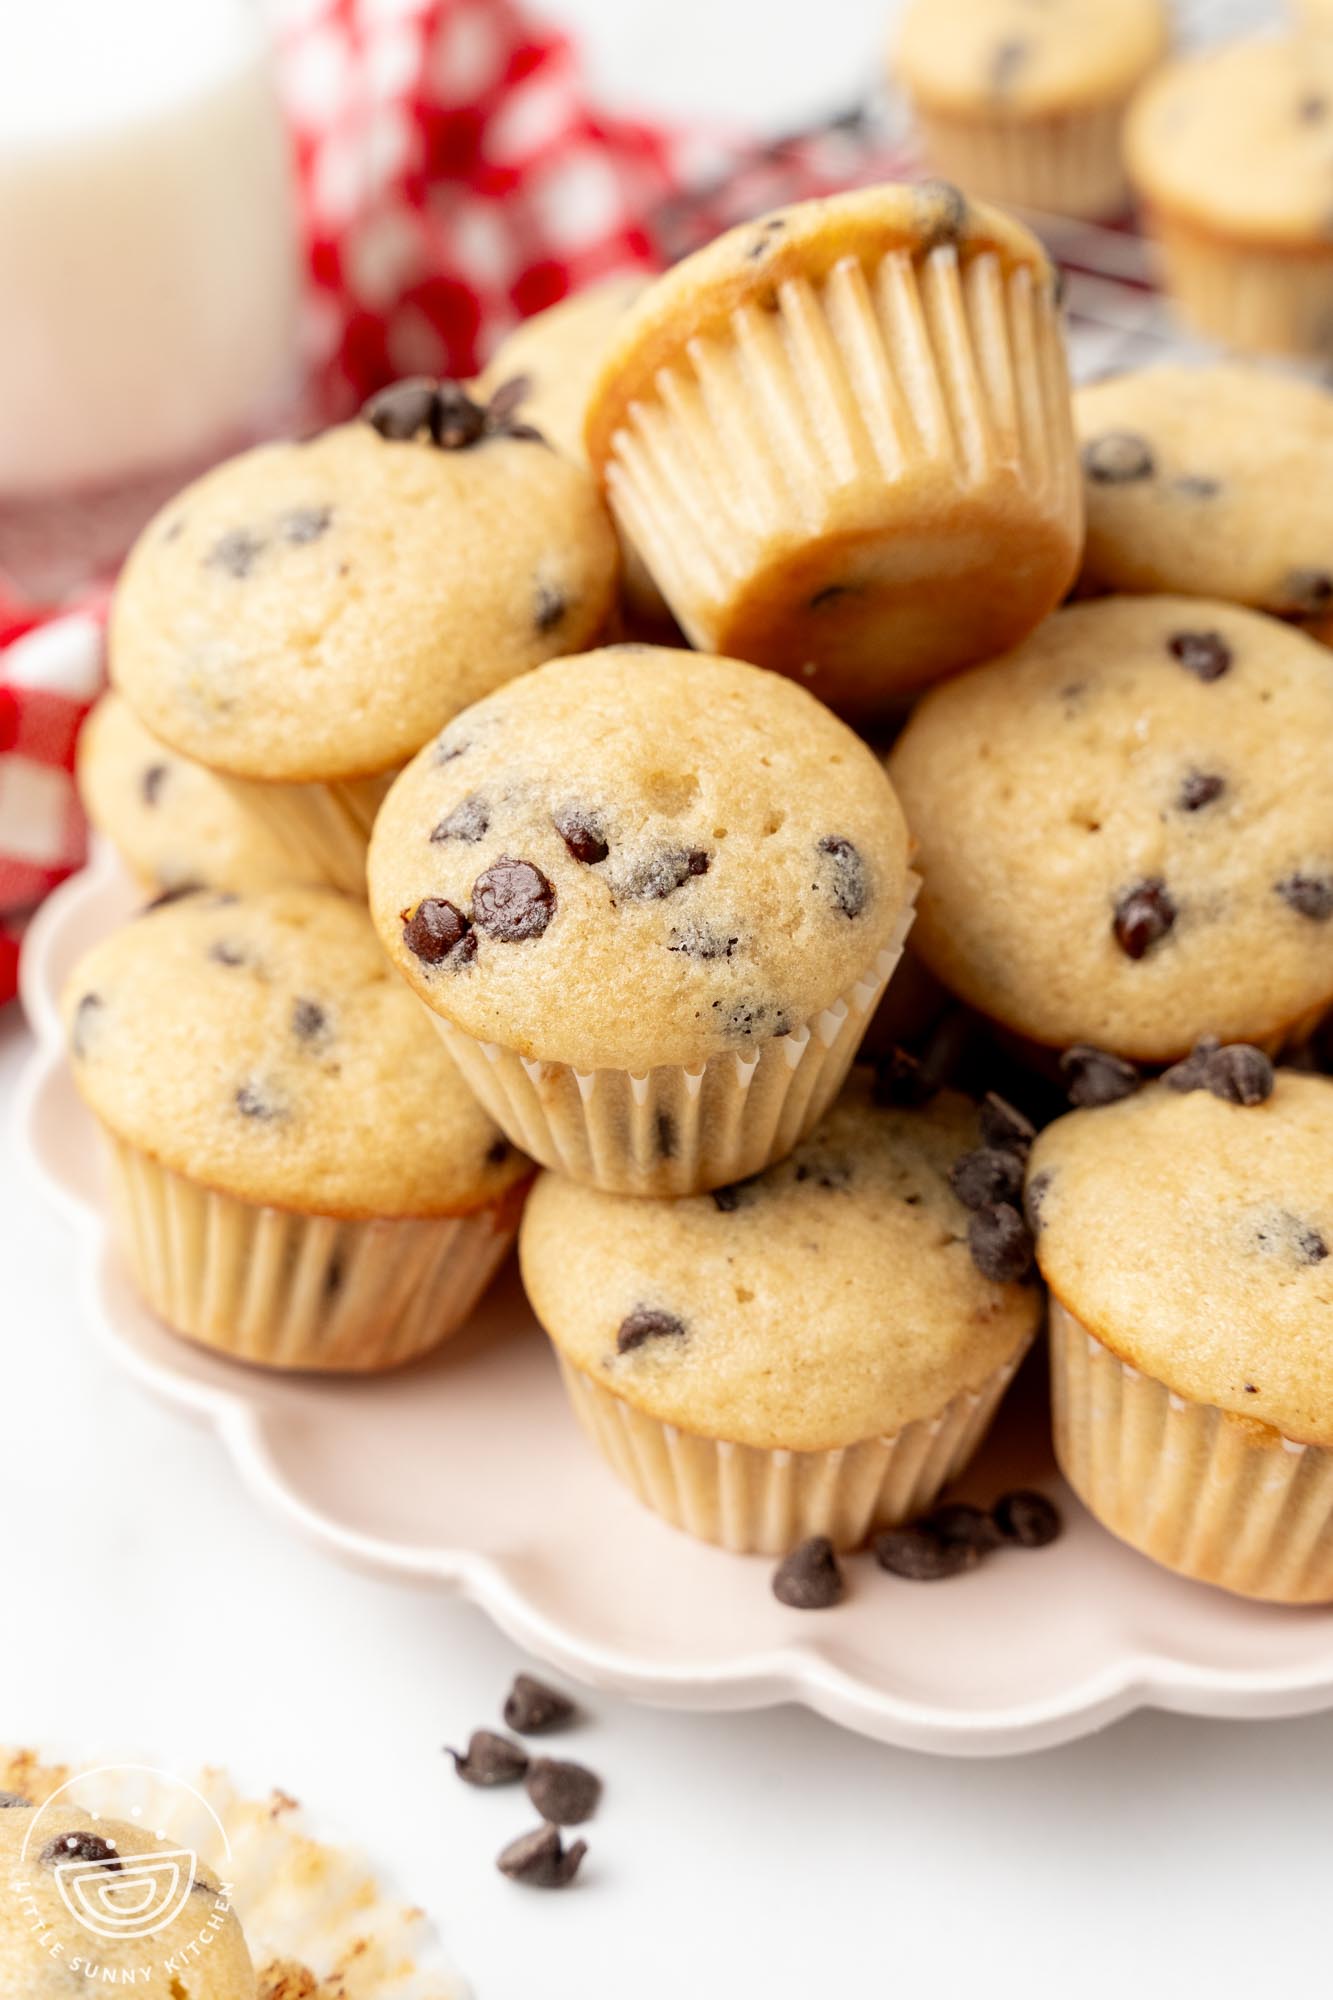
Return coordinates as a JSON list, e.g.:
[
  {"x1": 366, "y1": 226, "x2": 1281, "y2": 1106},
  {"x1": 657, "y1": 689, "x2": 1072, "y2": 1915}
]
[
  {"x1": 771, "y1": 1536, "x2": 845, "y2": 1610},
  {"x1": 402, "y1": 897, "x2": 476, "y2": 965},
  {"x1": 140, "y1": 763, "x2": 168, "y2": 808},
  {"x1": 1205, "y1": 1043, "x2": 1274, "y2": 1106},
  {"x1": 503, "y1": 1674, "x2": 578, "y2": 1736},
  {"x1": 206, "y1": 529, "x2": 266, "y2": 579},
  {"x1": 1174, "y1": 474, "x2": 1221, "y2": 500},
  {"x1": 993, "y1": 1489, "x2": 1062, "y2": 1548},
  {"x1": 873, "y1": 1047, "x2": 937, "y2": 1109},
  {"x1": 431, "y1": 794, "x2": 490, "y2": 844},
  {"x1": 1271, "y1": 568, "x2": 1333, "y2": 621},
  {"x1": 666, "y1": 922, "x2": 737, "y2": 960},
  {"x1": 816, "y1": 835, "x2": 869, "y2": 919},
  {"x1": 235, "y1": 1081, "x2": 281, "y2": 1121},
  {"x1": 1169, "y1": 630, "x2": 1231, "y2": 681},
  {"x1": 949, "y1": 1147, "x2": 1024, "y2": 1211},
  {"x1": 291, "y1": 997, "x2": 328, "y2": 1043},
  {"x1": 1162, "y1": 1036, "x2": 1220, "y2": 1092},
  {"x1": 1082, "y1": 431, "x2": 1154, "y2": 484},
  {"x1": 361, "y1": 377, "x2": 438, "y2": 440},
  {"x1": 978, "y1": 1092, "x2": 1036, "y2": 1156},
  {"x1": 1060, "y1": 1045, "x2": 1140, "y2": 1108},
  {"x1": 968, "y1": 1202, "x2": 1034, "y2": 1283},
  {"x1": 1178, "y1": 769, "x2": 1225, "y2": 812},
  {"x1": 711, "y1": 1176, "x2": 760, "y2": 1213},
  {"x1": 920, "y1": 1502, "x2": 1002, "y2": 1554},
  {"x1": 1113, "y1": 878, "x2": 1176, "y2": 959},
  {"x1": 41, "y1": 1833, "x2": 120, "y2": 1869},
  {"x1": 208, "y1": 940, "x2": 247, "y2": 967},
  {"x1": 533, "y1": 581, "x2": 567, "y2": 634},
  {"x1": 472, "y1": 857, "x2": 556, "y2": 941},
  {"x1": 552, "y1": 806, "x2": 609, "y2": 865},
  {"x1": 497, "y1": 1824, "x2": 586, "y2": 1889},
  {"x1": 70, "y1": 991, "x2": 104, "y2": 1059},
  {"x1": 621, "y1": 849, "x2": 709, "y2": 900},
  {"x1": 446, "y1": 1730, "x2": 529, "y2": 1787},
  {"x1": 0, "y1": 1793, "x2": 31, "y2": 1808},
  {"x1": 1278, "y1": 872, "x2": 1333, "y2": 921},
  {"x1": 873, "y1": 1526, "x2": 978, "y2": 1581},
  {"x1": 1024, "y1": 1168, "x2": 1052, "y2": 1233},
  {"x1": 282, "y1": 505, "x2": 332, "y2": 544},
  {"x1": 915, "y1": 178, "x2": 969, "y2": 249},
  {"x1": 525, "y1": 1758, "x2": 603, "y2": 1826},
  {"x1": 616, "y1": 1306, "x2": 686, "y2": 1354}
]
